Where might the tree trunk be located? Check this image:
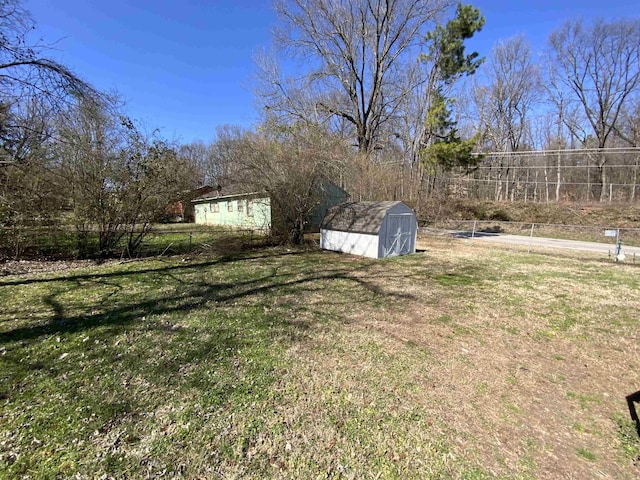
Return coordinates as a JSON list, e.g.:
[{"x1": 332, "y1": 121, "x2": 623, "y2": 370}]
[
  {"x1": 555, "y1": 153, "x2": 561, "y2": 201},
  {"x1": 399, "y1": 159, "x2": 405, "y2": 199},
  {"x1": 598, "y1": 151, "x2": 607, "y2": 202},
  {"x1": 290, "y1": 216, "x2": 305, "y2": 245},
  {"x1": 510, "y1": 166, "x2": 515, "y2": 202},
  {"x1": 544, "y1": 167, "x2": 549, "y2": 203},
  {"x1": 505, "y1": 168, "x2": 510, "y2": 201},
  {"x1": 632, "y1": 156, "x2": 638, "y2": 201}
]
